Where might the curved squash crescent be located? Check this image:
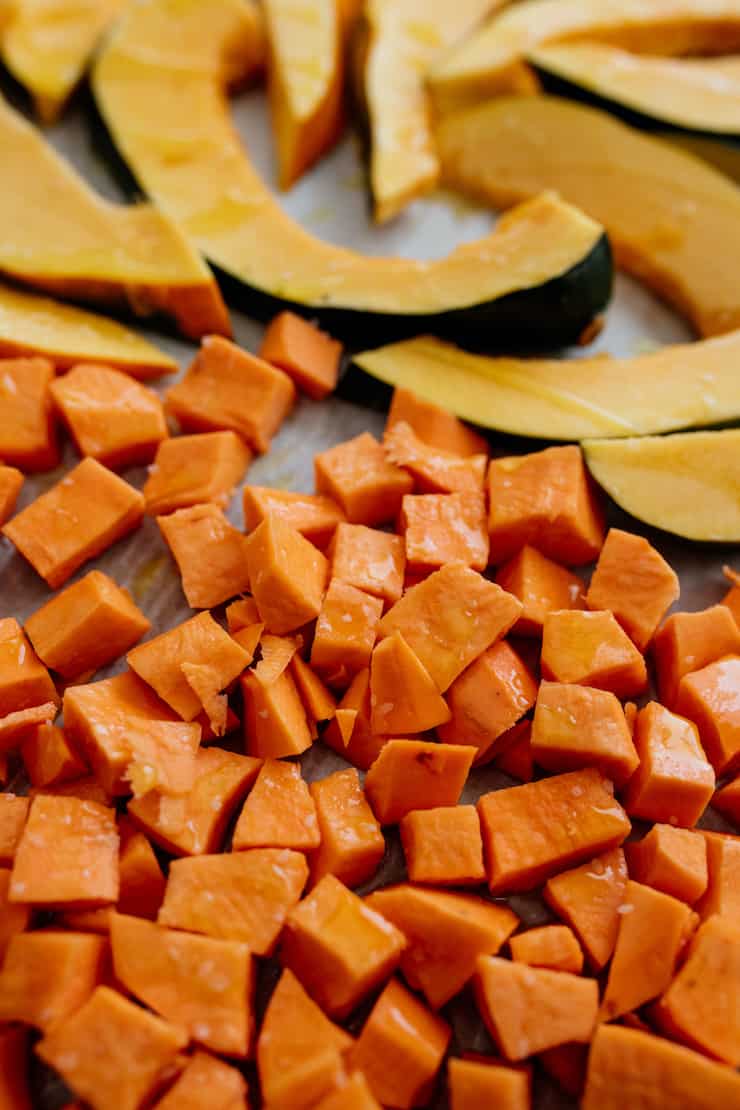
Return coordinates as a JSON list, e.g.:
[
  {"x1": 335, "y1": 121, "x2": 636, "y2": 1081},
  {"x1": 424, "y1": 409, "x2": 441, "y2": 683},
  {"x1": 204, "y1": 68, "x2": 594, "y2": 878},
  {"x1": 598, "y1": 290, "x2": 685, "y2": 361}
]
[{"x1": 92, "y1": 0, "x2": 612, "y2": 346}]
